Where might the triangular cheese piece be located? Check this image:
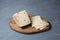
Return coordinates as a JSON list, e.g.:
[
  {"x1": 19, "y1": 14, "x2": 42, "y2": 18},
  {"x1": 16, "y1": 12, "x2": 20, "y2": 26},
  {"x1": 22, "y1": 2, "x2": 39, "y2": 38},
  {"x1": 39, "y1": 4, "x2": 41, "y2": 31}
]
[{"x1": 31, "y1": 16, "x2": 49, "y2": 30}]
